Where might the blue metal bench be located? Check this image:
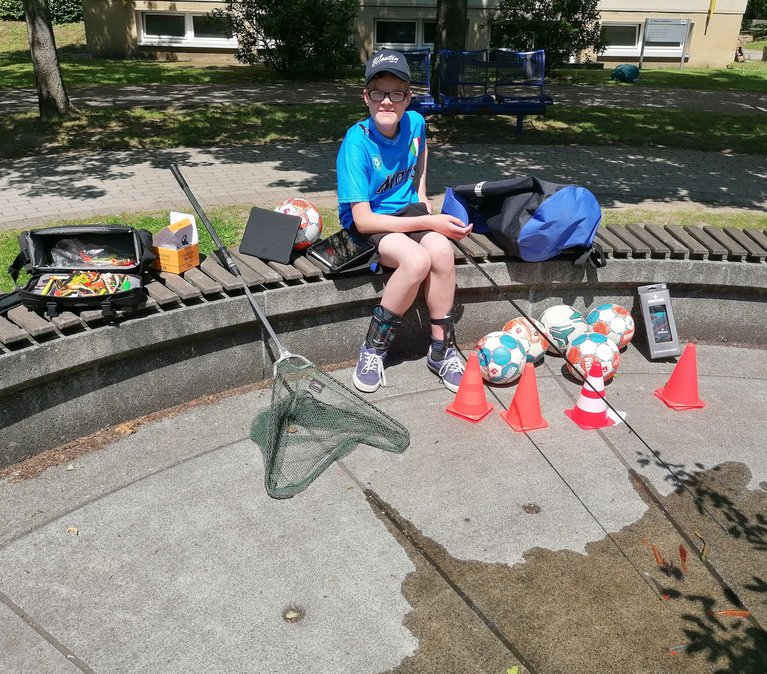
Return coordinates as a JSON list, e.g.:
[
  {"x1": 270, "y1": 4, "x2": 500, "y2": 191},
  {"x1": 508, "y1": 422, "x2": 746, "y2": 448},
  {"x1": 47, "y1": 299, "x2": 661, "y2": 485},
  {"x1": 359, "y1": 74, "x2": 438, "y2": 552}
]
[{"x1": 403, "y1": 48, "x2": 554, "y2": 137}]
